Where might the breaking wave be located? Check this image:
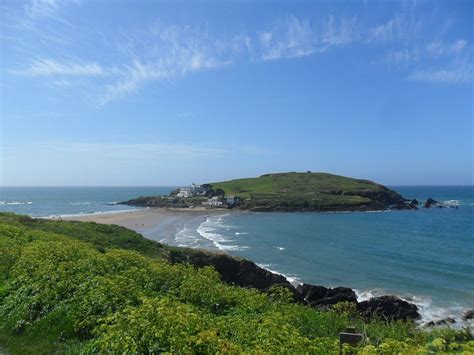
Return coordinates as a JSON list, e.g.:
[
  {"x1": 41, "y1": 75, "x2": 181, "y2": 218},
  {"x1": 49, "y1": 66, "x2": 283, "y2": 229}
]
[
  {"x1": 355, "y1": 288, "x2": 470, "y2": 325},
  {"x1": 197, "y1": 214, "x2": 249, "y2": 251},
  {"x1": 0, "y1": 201, "x2": 32, "y2": 205},
  {"x1": 256, "y1": 263, "x2": 302, "y2": 286}
]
